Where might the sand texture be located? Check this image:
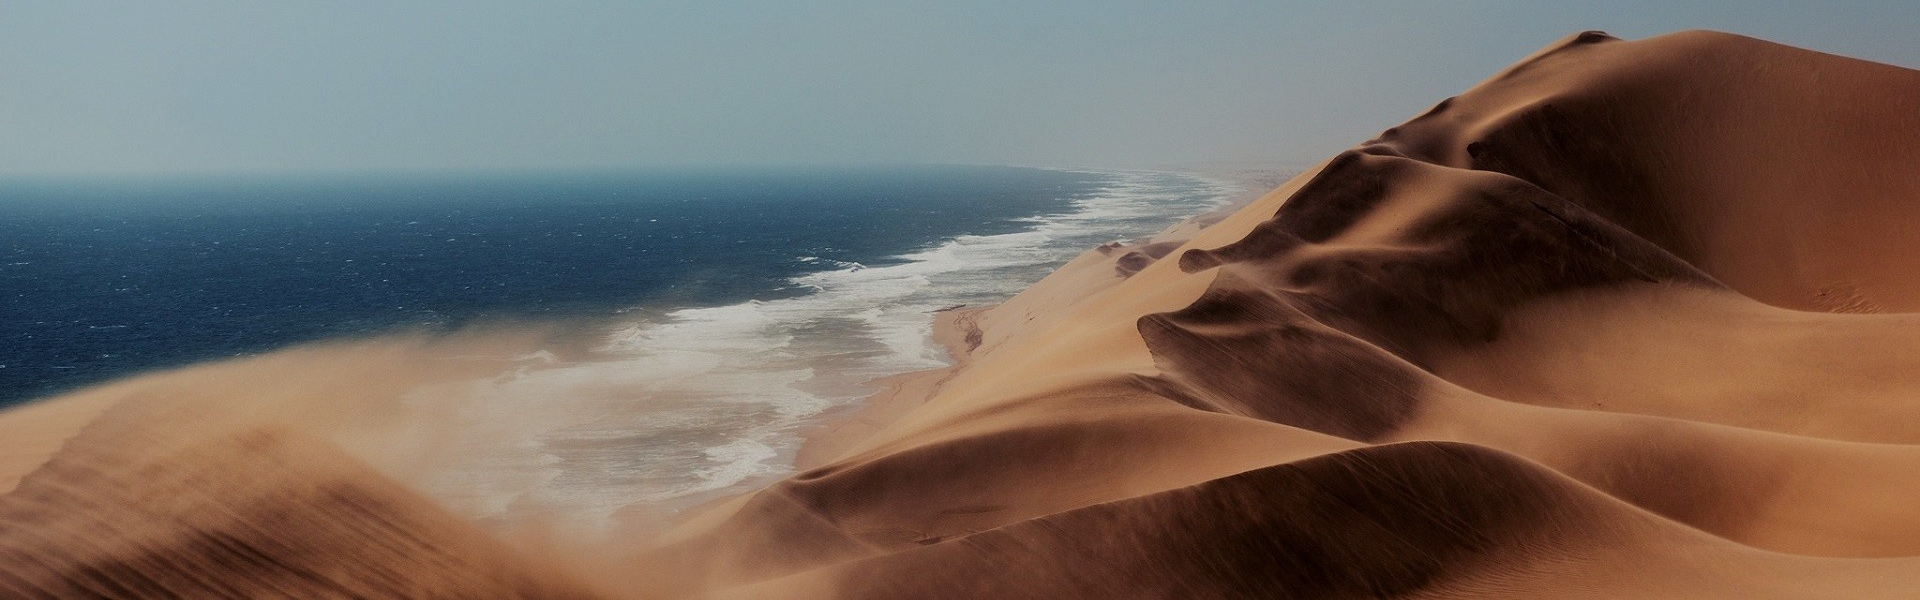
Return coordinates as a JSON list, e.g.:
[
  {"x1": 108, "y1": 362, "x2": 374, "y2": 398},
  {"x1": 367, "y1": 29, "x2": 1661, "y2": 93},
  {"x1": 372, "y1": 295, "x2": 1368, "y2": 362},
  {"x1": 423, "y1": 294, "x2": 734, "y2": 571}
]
[
  {"x1": 632, "y1": 30, "x2": 1920, "y2": 598},
  {"x1": 4, "y1": 29, "x2": 1920, "y2": 598}
]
